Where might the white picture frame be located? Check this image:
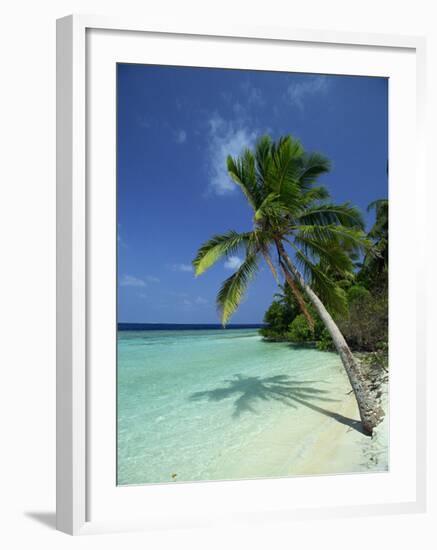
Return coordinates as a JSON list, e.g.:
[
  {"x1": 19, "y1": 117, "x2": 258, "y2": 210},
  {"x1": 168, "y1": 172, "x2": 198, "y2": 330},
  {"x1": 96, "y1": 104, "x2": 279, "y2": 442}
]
[{"x1": 56, "y1": 14, "x2": 427, "y2": 535}]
